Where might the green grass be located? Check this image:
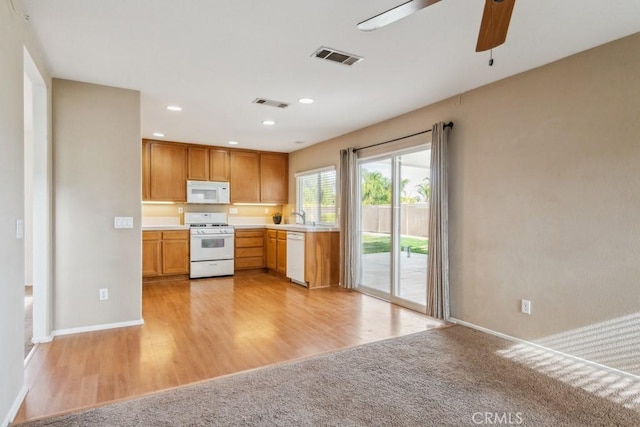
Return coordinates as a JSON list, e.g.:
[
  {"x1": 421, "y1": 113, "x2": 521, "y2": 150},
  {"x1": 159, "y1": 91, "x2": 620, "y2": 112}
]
[{"x1": 362, "y1": 234, "x2": 428, "y2": 255}]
